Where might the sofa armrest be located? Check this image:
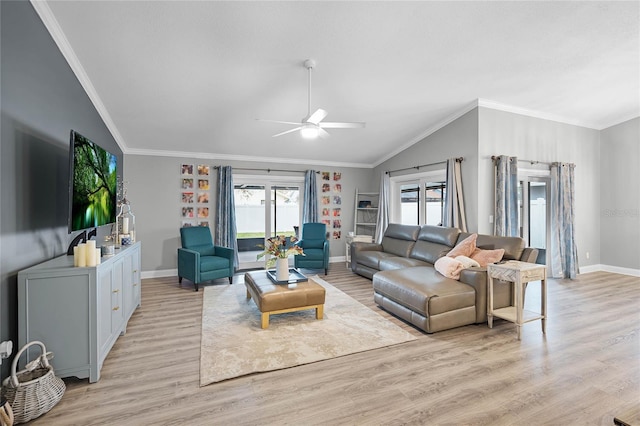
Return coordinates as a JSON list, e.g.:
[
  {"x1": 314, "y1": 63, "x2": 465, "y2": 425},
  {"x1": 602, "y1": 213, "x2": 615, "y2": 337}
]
[
  {"x1": 351, "y1": 242, "x2": 382, "y2": 254},
  {"x1": 520, "y1": 247, "x2": 539, "y2": 263}
]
